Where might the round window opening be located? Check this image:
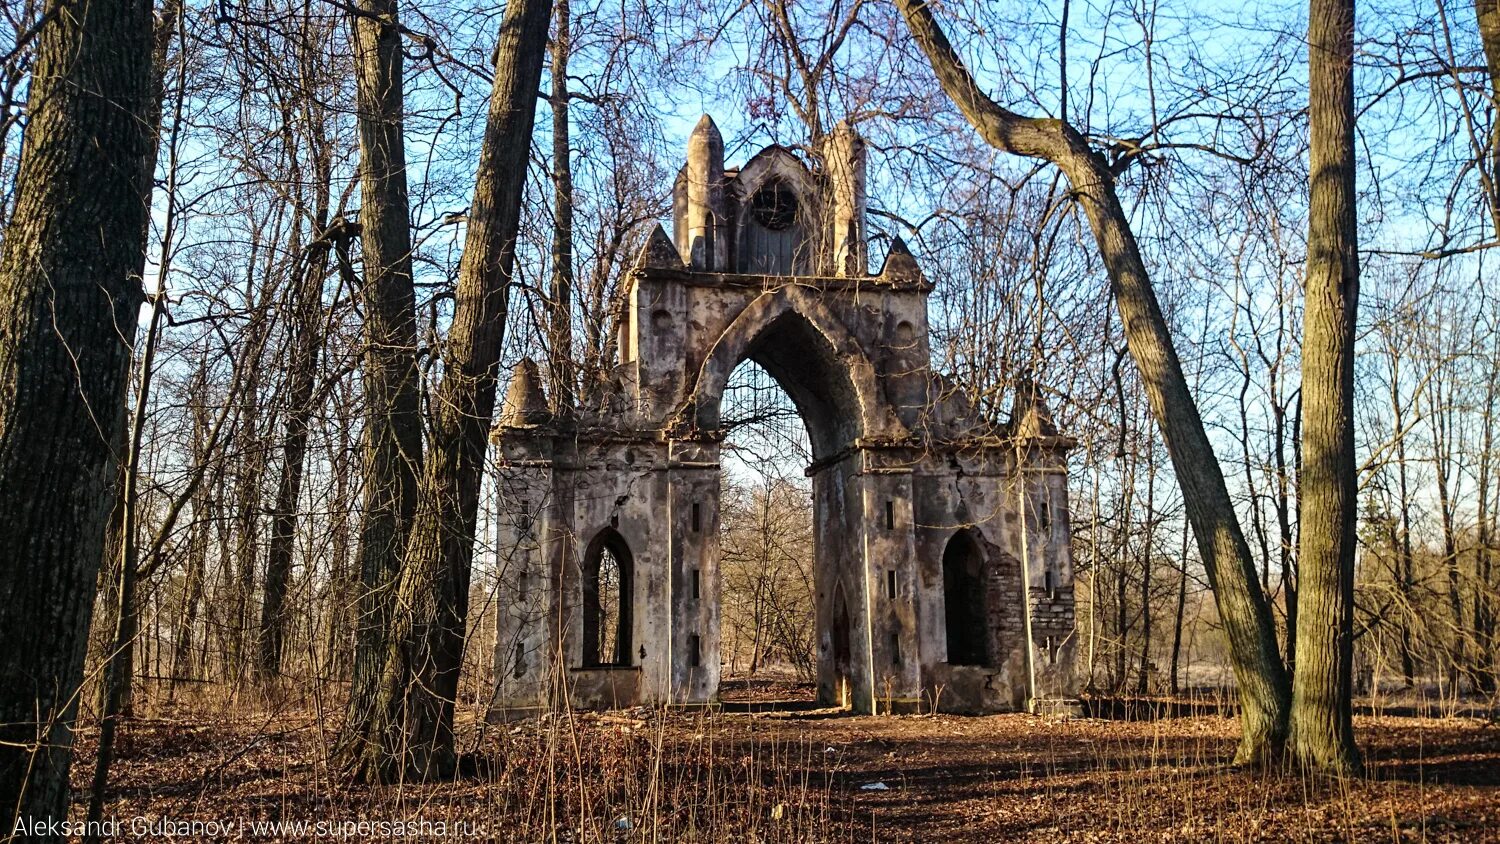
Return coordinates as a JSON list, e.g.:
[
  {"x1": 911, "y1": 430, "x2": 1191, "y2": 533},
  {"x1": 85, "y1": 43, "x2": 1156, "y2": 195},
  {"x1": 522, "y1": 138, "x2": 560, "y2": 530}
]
[{"x1": 750, "y1": 181, "x2": 798, "y2": 231}]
